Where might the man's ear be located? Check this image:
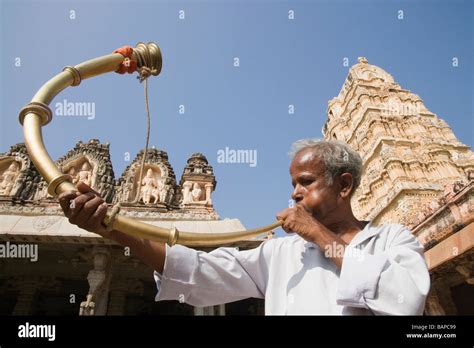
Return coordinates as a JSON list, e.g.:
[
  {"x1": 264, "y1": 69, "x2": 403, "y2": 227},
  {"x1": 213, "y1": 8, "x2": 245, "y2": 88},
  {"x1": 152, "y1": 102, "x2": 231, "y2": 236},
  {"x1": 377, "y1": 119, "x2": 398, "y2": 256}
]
[{"x1": 338, "y1": 173, "x2": 354, "y2": 199}]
